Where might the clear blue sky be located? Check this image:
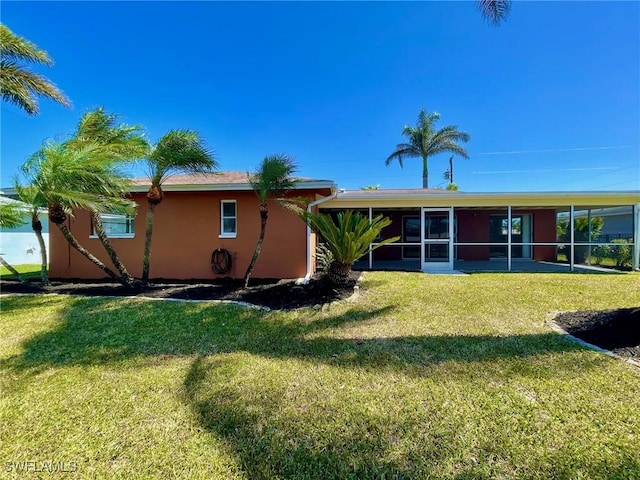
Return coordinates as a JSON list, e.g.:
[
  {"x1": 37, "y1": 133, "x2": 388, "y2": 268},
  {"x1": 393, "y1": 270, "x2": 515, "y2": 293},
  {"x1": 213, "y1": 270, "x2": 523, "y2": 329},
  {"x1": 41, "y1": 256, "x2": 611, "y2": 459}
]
[{"x1": 2, "y1": 1, "x2": 639, "y2": 192}]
